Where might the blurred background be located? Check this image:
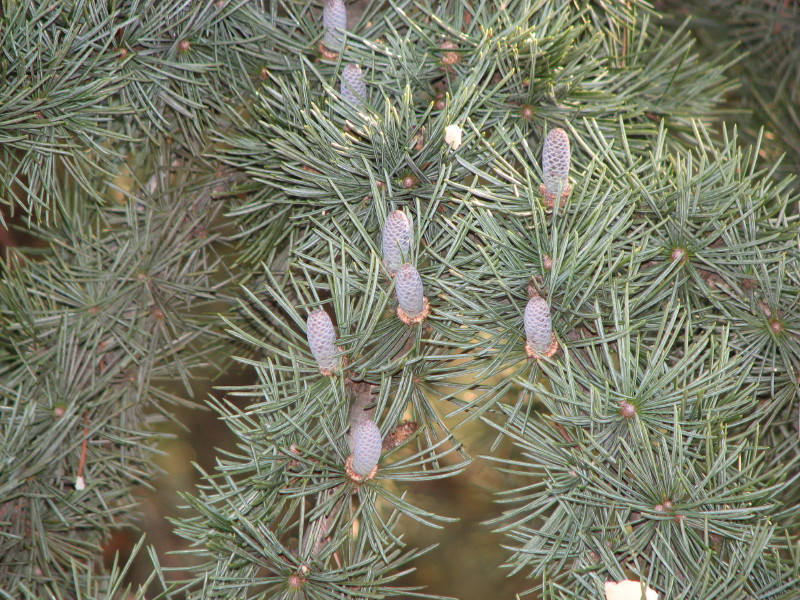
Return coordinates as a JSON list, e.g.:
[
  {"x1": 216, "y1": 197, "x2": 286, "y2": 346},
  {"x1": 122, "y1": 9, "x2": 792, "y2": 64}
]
[{"x1": 117, "y1": 370, "x2": 532, "y2": 598}]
